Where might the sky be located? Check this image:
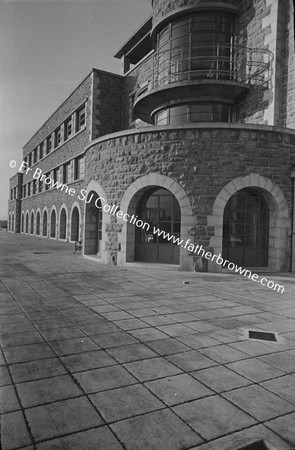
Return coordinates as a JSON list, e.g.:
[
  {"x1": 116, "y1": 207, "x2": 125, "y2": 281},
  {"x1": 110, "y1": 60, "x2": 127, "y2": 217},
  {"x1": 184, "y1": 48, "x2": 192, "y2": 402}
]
[{"x1": 0, "y1": 0, "x2": 151, "y2": 219}]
